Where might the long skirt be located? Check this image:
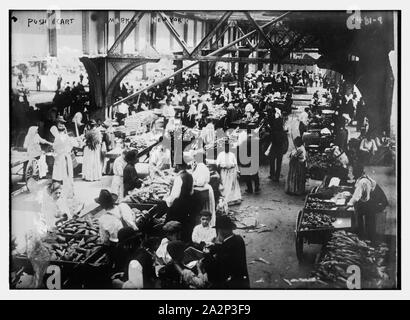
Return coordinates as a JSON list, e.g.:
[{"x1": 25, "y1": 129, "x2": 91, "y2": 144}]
[
  {"x1": 82, "y1": 146, "x2": 102, "y2": 181},
  {"x1": 111, "y1": 175, "x2": 124, "y2": 201},
  {"x1": 52, "y1": 153, "x2": 74, "y2": 199},
  {"x1": 220, "y1": 168, "x2": 242, "y2": 205},
  {"x1": 285, "y1": 158, "x2": 306, "y2": 195}
]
